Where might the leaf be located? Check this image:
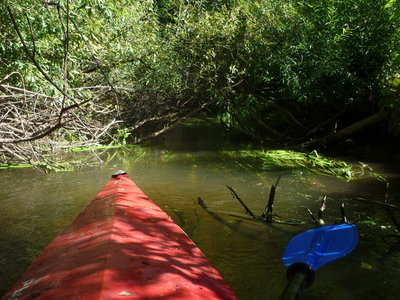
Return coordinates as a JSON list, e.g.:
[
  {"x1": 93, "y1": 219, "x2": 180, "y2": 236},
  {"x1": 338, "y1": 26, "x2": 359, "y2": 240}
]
[{"x1": 361, "y1": 262, "x2": 373, "y2": 270}]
